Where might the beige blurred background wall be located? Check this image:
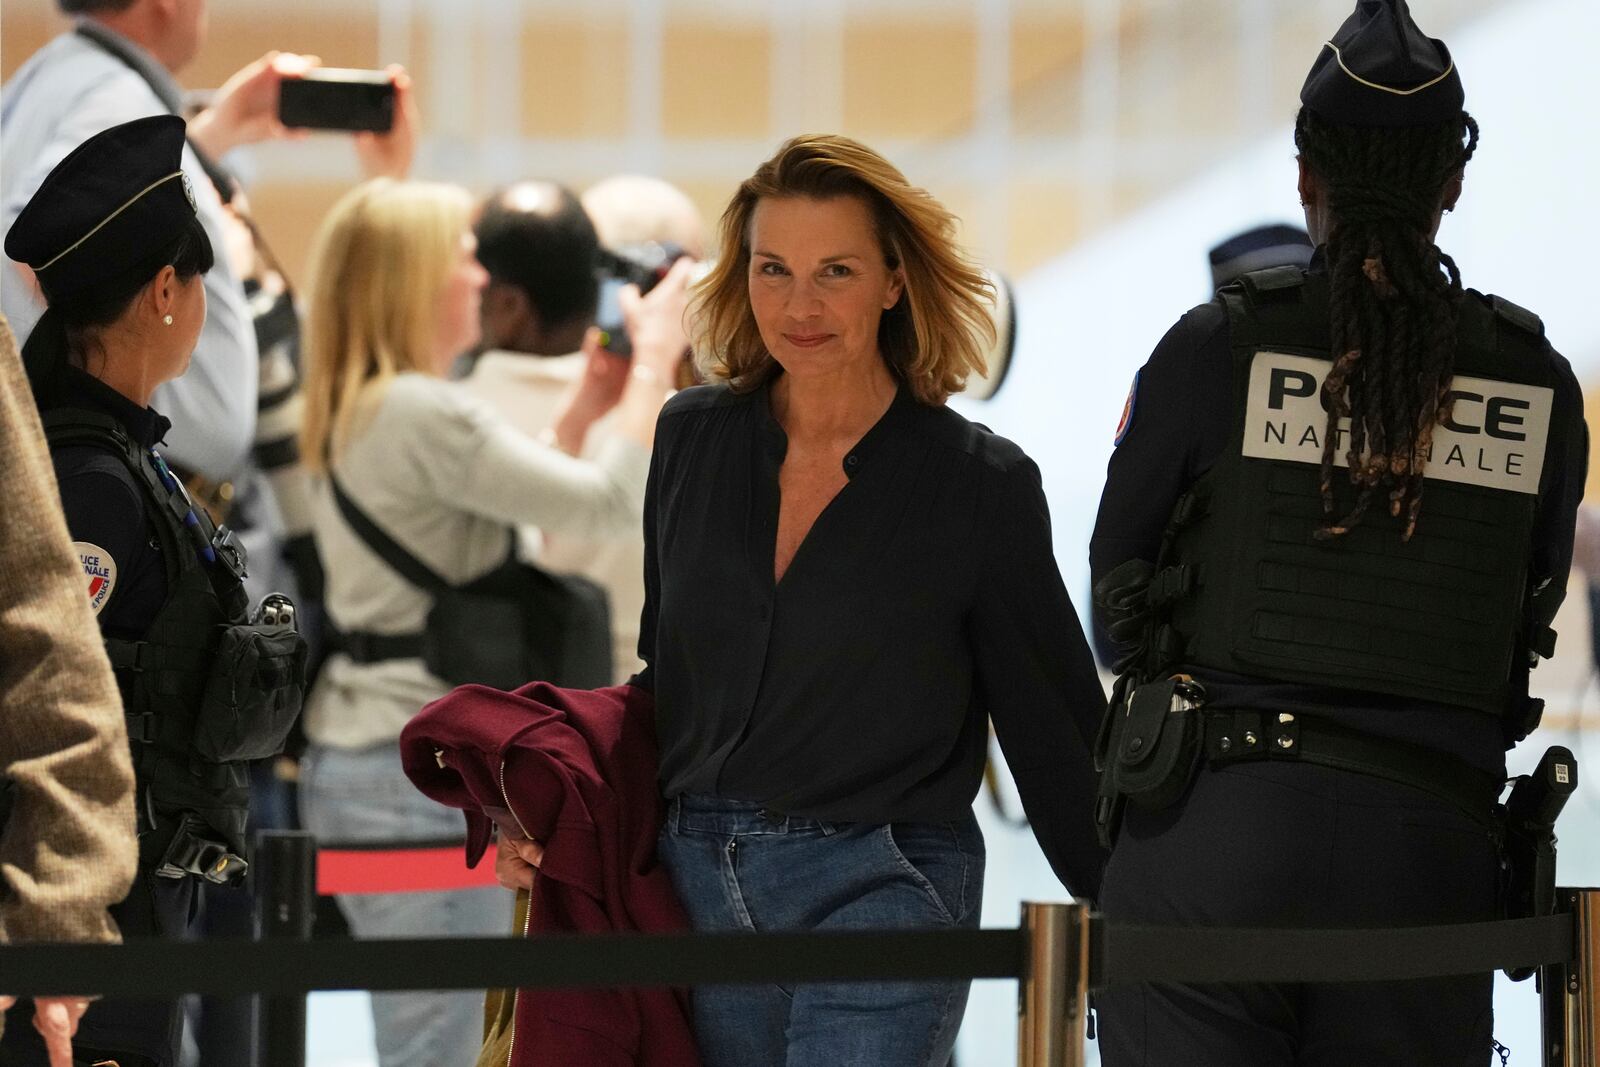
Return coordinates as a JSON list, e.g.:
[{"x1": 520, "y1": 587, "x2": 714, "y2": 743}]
[{"x1": 1, "y1": 0, "x2": 1506, "y2": 287}]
